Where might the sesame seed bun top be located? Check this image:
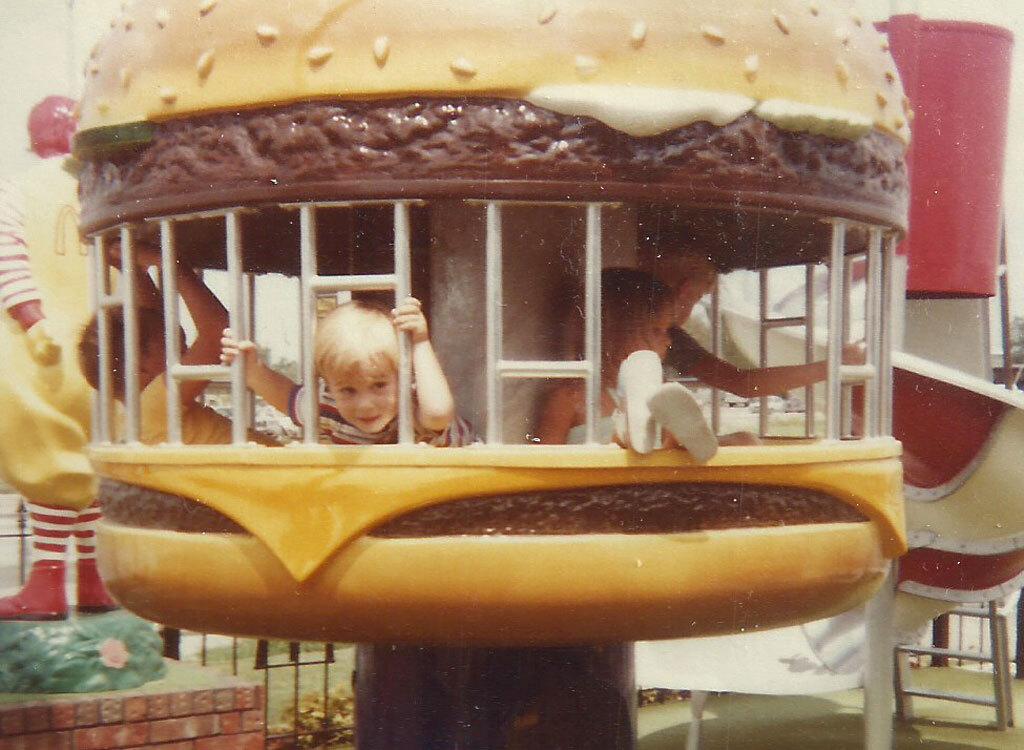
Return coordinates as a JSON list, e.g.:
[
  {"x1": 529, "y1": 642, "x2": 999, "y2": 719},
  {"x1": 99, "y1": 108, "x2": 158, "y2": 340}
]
[{"x1": 78, "y1": 0, "x2": 909, "y2": 142}]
